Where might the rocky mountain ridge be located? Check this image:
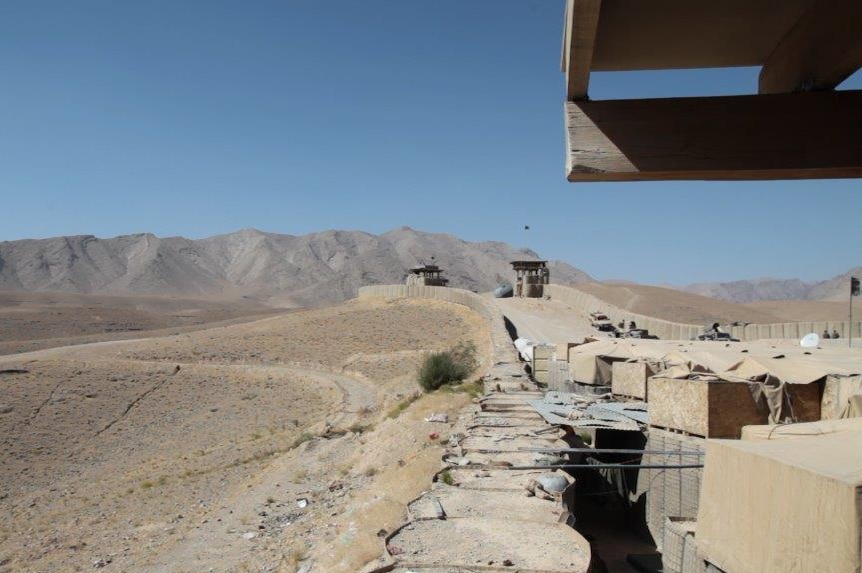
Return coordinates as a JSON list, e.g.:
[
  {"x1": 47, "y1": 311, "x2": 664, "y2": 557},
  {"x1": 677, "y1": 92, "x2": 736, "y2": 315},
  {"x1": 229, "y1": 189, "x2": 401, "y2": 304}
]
[
  {"x1": 682, "y1": 266, "x2": 862, "y2": 303},
  {"x1": 0, "y1": 227, "x2": 592, "y2": 307}
]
